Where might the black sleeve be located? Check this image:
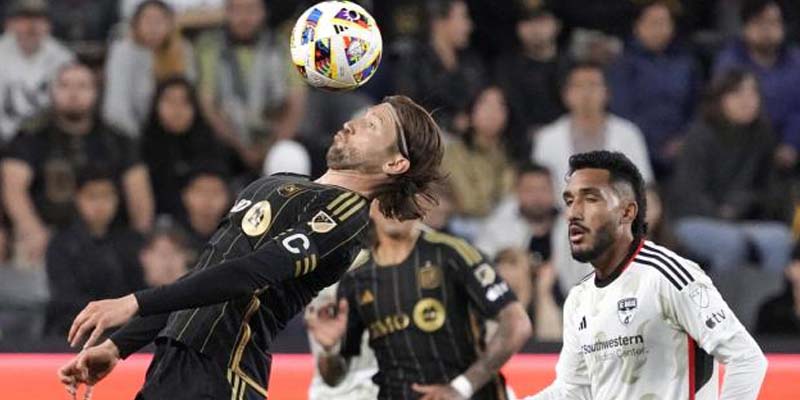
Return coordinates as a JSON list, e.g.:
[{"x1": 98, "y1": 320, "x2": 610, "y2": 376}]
[
  {"x1": 337, "y1": 273, "x2": 365, "y2": 358},
  {"x1": 446, "y1": 243, "x2": 517, "y2": 319},
  {"x1": 134, "y1": 200, "x2": 369, "y2": 316},
  {"x1": 109, "y1": 314, "x2": 171, "y2": 359}
]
